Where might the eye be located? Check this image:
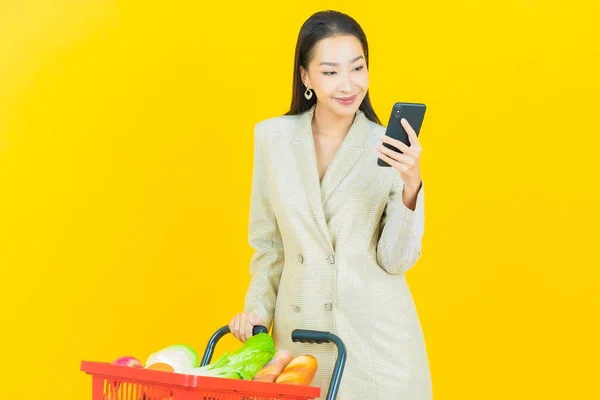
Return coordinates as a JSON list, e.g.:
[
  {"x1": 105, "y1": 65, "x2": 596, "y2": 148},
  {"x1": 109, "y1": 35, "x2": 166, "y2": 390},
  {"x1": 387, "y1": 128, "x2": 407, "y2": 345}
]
[
  {"x1": 354, "y1": 65, "x2": 365, "y2": 71},
  {"x1": 323, "y1": 71, "x2": 337, "y2": 76}
]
